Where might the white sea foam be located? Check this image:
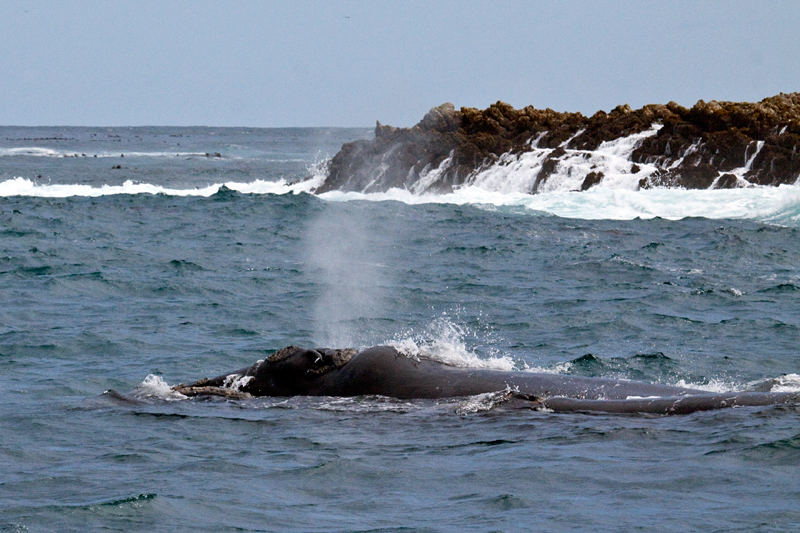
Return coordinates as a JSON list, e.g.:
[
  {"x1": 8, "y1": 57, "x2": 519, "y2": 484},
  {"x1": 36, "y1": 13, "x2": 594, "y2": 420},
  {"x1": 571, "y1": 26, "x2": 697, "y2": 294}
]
[
  {"x1": 454, "y1": 389, "x2": 524, "y2": 415},
  {"x1": 389, "y1": 317, "x2": 516, "y2": 371},
  {"x1": 134, "y1": 374, "x2": 187, "y2": 401},
  {"x1": 709, "y1": 140, "x2": 766, "y2": 188},
  {"x1": 0, "y1": 146, "x2": 307, "y2": 160},
  {"x1": 673, "y1": 375, "x2": 800, "y2": 394},
  {"x1": 767, "y1": 373, "x2": 800, "y2": 393},
  {"x1": 0, "y1": 147, "x2": 241, "y2": 159},
  {"x1": 3, "y1": 170, "x2": 800, "y2": 225},
  {"x1": 315, "y1": 396, "x2": 419, "y2": 413},
  {"x1": 410, "y1": 150, "x2": 455, "y2": 194},
  {"x1": 0, "y1": 147, "x2": 66, "y2": 157},
  {"x1": 0, "y1": 176, "x2": 321, "y2": 198},
  {"x1": 321, "y1": 184, "x2": 800, "y2": 225},
  {"x1": 673, "y1": 378, "x2": 736, "y2": 393},
  {"x1": 470, "y1": 124, "x2": 663, "y2": 193}
]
